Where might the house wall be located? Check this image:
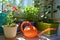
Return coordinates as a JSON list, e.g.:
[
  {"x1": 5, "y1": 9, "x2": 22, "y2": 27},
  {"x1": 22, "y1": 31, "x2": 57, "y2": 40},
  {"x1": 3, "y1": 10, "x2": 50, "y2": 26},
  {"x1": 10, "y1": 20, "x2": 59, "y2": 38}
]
[
  {"x1": 54, "y1": 0, "x2": 60, "y2": 18},
  {"x1": 54, "y1": 0, "x2": 60, "y2": 36}
]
